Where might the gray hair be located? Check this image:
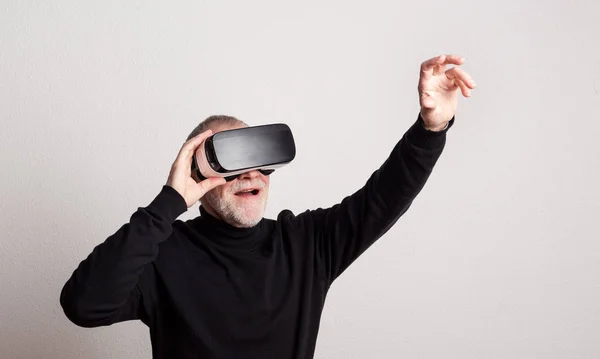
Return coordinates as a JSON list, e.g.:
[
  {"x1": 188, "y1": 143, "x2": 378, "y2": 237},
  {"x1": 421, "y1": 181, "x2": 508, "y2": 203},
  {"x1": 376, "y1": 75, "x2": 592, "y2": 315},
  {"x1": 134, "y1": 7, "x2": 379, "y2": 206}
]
[{"x1": 186, "y1": 115, "x2": 248, "y2": 141}]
